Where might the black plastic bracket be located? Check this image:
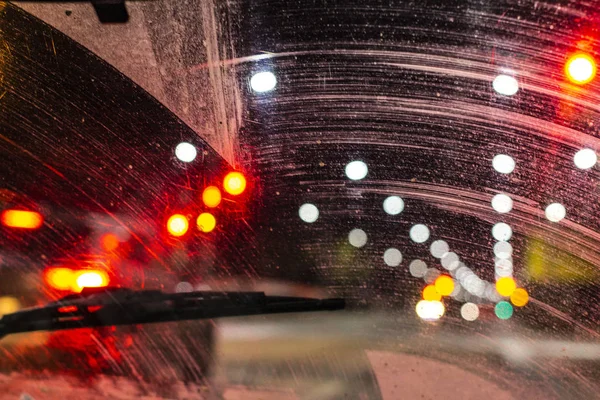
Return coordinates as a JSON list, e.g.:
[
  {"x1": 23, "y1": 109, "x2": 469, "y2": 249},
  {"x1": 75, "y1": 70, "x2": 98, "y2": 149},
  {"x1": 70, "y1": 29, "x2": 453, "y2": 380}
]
[{"x1": 92, "y1": 0, "x2": 129, "y2": 23}]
